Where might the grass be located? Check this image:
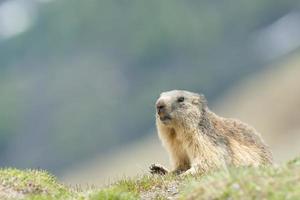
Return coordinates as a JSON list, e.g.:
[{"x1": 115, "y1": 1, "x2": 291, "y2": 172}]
[
  {"x1": 0, "y1": 168, "x2": 72, "y2": 200},
  {"x1": 1, "y1": 158, "x2": 300, "y2": 199}
]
